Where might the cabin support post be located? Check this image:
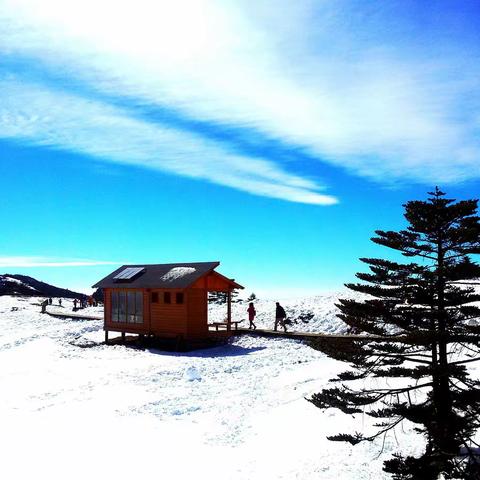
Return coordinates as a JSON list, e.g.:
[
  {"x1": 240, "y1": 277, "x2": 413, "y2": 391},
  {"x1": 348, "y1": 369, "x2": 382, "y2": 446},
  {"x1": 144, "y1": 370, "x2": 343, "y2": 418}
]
[
  {"x1": 105, "y1": 330, "x2": 109, "y2": 344},
  {"x1": 227, "y1": 290, "x2": 232, "y2": 331}
]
